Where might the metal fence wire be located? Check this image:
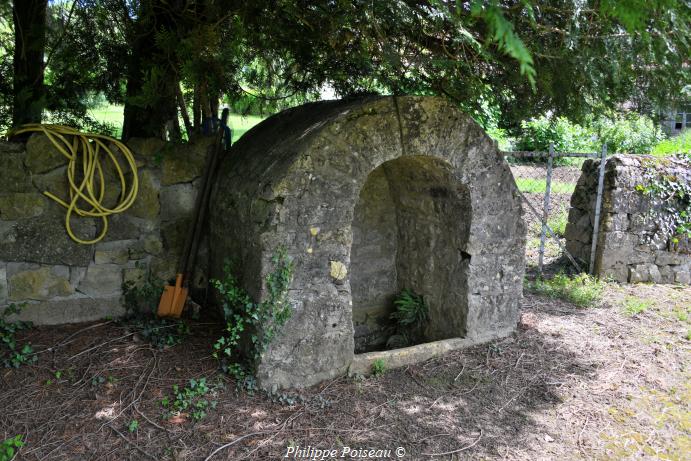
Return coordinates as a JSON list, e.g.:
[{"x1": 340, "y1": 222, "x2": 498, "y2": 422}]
[{"x1": 505, "y1": 144, "x2": 607, "y2": 276}]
